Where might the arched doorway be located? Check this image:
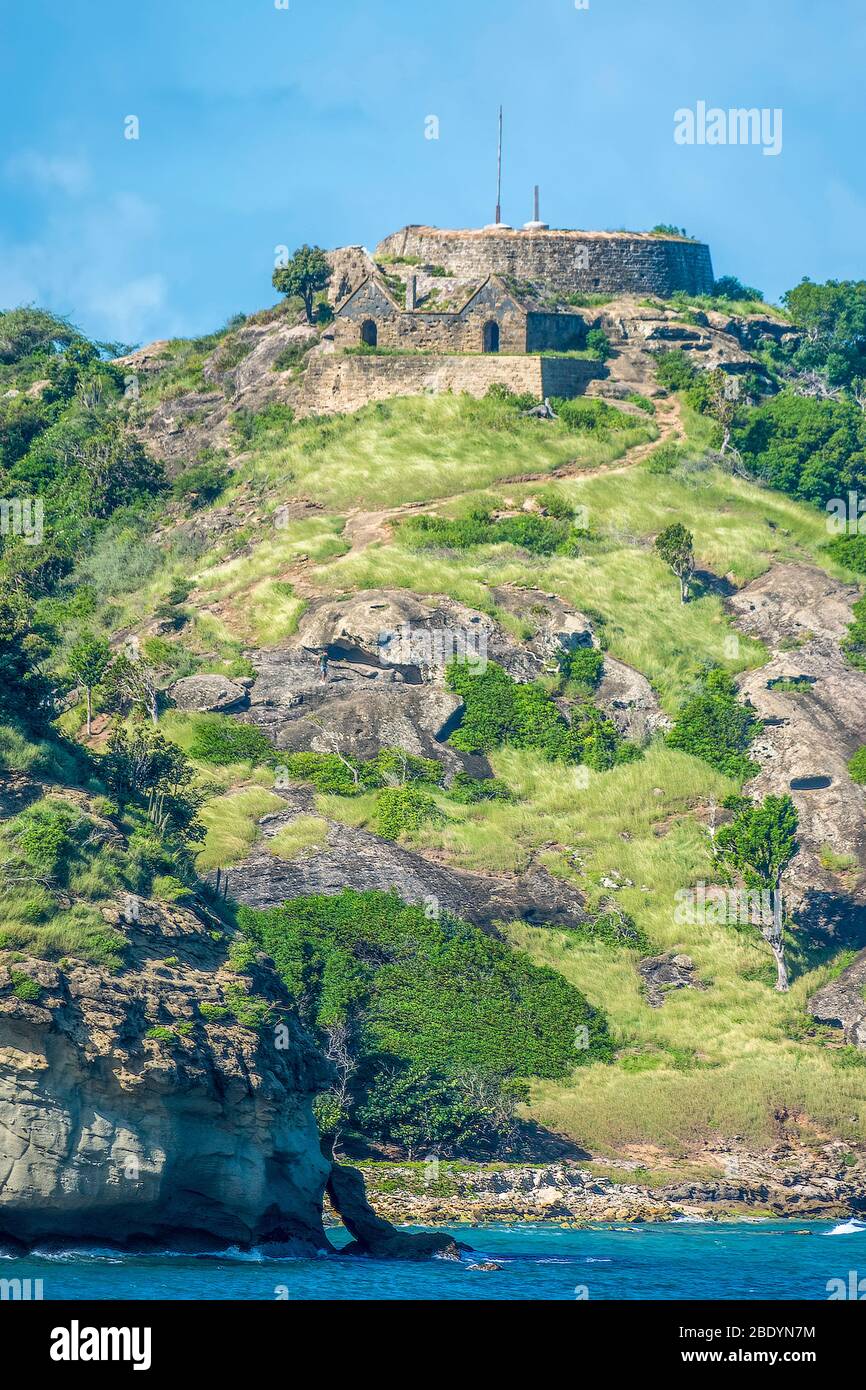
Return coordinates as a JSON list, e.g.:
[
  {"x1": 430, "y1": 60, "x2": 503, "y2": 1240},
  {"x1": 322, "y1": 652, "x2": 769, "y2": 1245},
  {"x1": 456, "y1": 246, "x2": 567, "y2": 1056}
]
[
  {"x1": 482, "y1": 321, "x2": 500, "y2": 353},
  {"x1": 360, "y1": 319, "x2": 378, "y2": 347}
]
